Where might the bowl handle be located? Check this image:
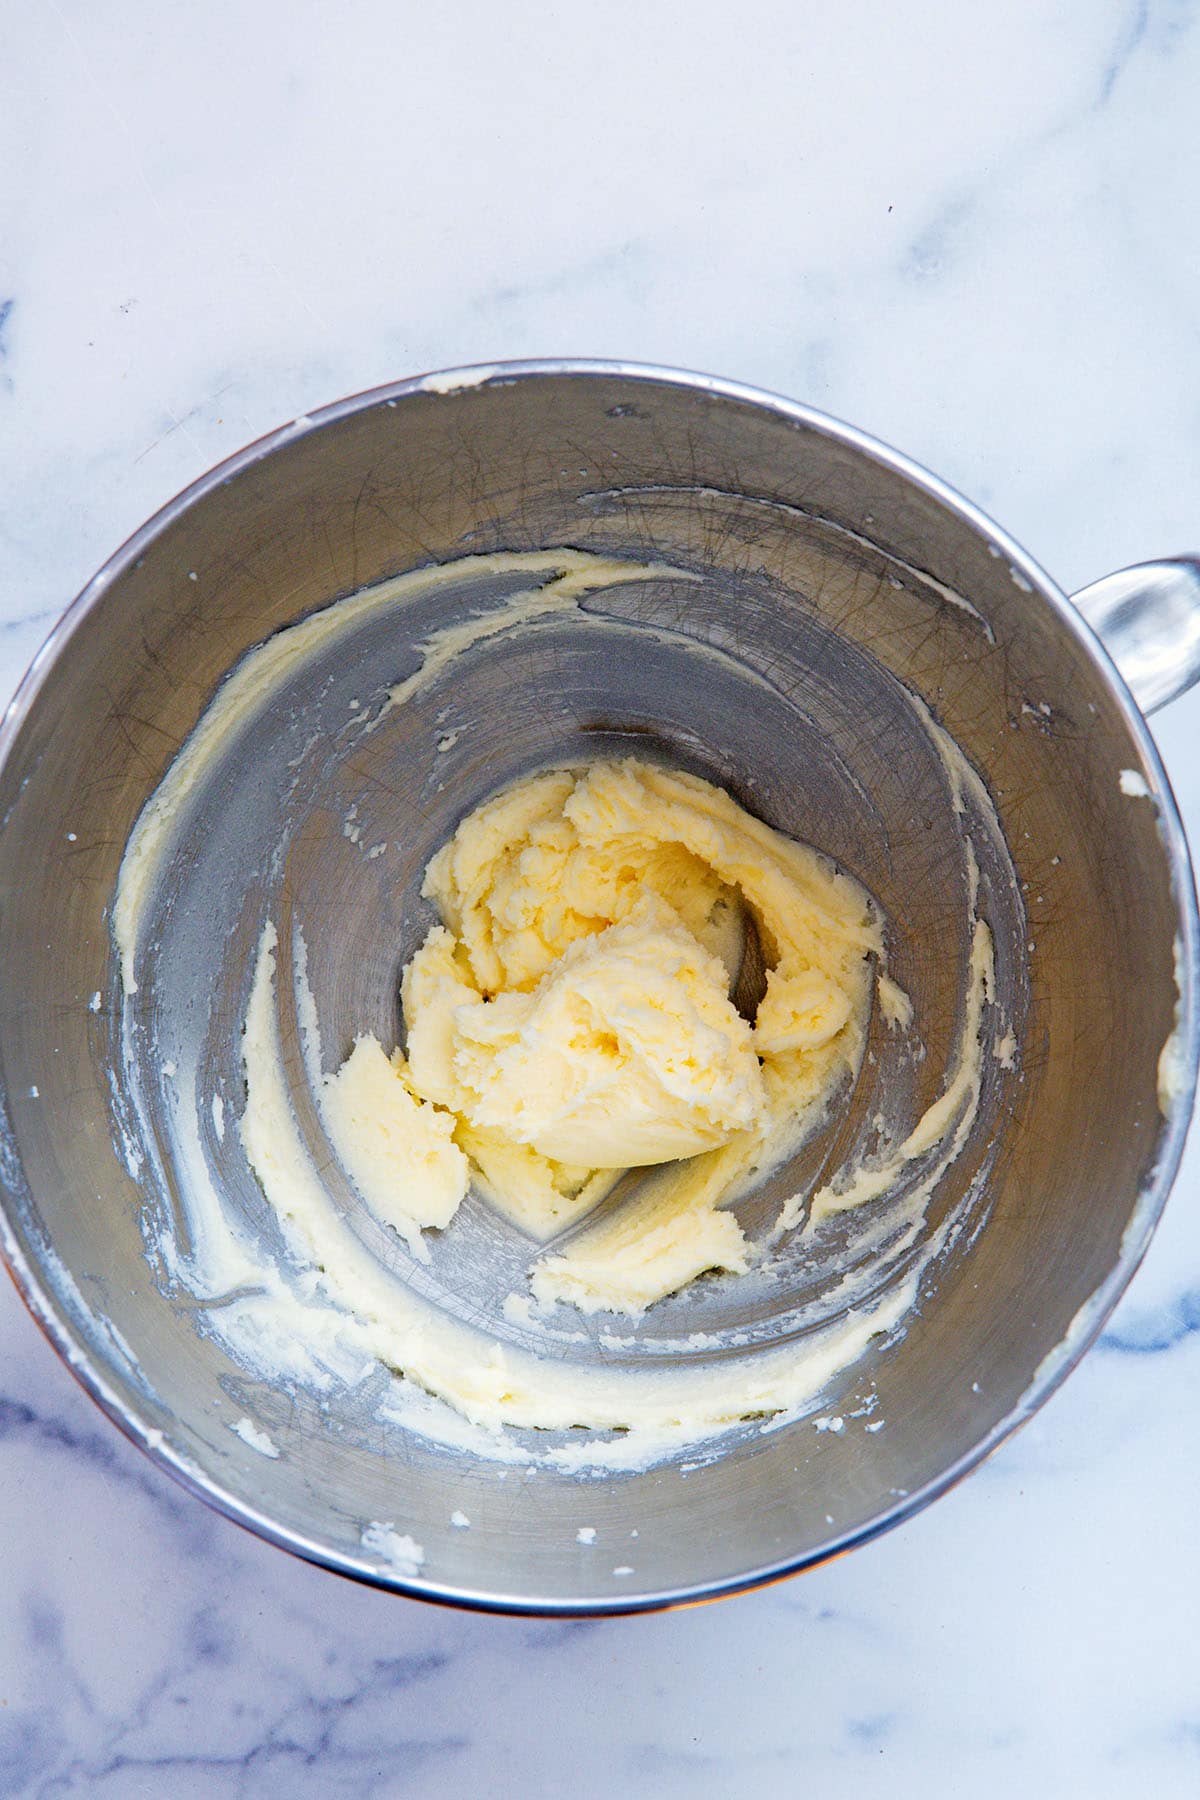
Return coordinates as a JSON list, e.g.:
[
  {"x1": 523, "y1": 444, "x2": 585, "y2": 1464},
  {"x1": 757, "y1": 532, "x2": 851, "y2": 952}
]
[{"x1": 1073, "y1": 557, "x2": 1200, "y2": 715}]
